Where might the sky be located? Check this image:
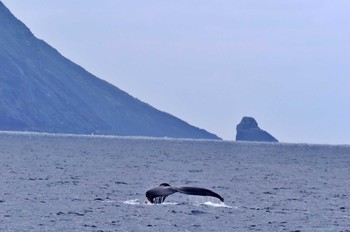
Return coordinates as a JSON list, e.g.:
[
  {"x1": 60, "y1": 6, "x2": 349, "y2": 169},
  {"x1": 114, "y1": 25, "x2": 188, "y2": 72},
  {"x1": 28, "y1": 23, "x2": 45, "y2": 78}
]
[{"x1": 2, "y1": 0, "x2": 350, "y2": 144}]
